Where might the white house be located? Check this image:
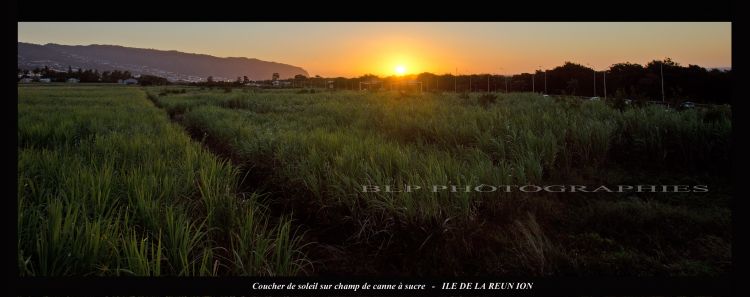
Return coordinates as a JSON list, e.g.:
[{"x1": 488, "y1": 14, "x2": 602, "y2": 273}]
[
  {"x1": 122, "y1": 78, "x2": 138, "y2": 85},
  {"x1": 67, "y1": 78, "x2": 79, "y2": 83},
  {"x1": 39, "y1": 78, "x2": 51, "y2": 83},
  {"x1": 19, "y1": 78, "x2": 32, "y2": 83}
]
